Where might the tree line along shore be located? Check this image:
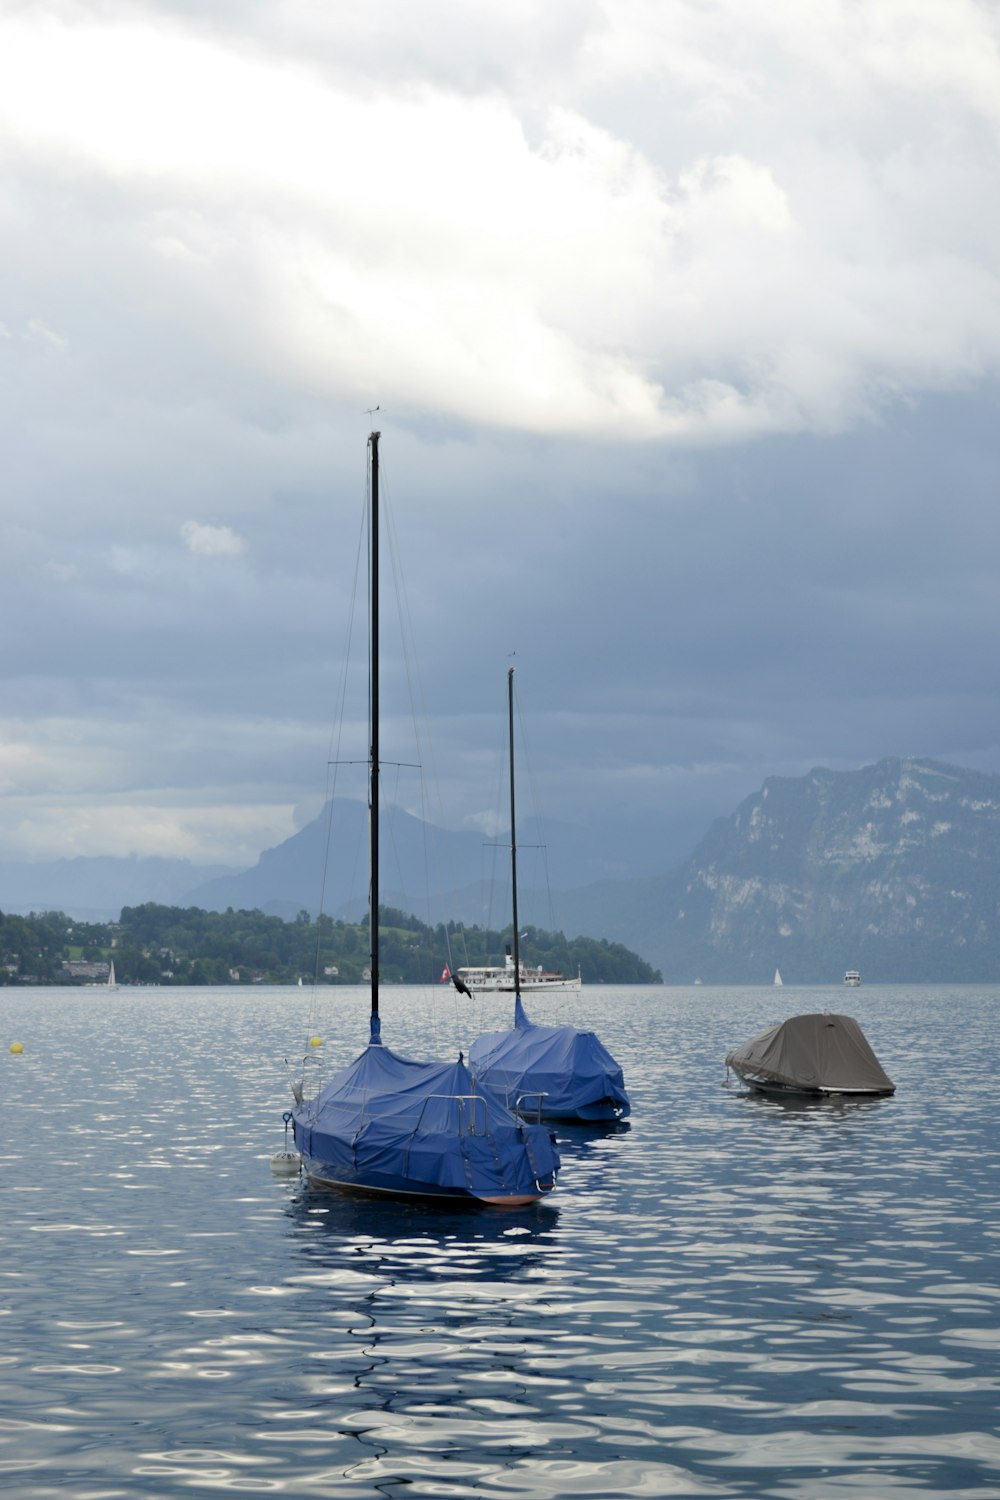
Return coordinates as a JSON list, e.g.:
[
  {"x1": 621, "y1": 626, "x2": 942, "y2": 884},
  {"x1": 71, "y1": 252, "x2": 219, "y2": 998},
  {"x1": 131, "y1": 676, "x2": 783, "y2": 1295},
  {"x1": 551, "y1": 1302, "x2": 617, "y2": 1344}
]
[{"x1": 0, "y1": 903, "x2": 662, "y2": 987}]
